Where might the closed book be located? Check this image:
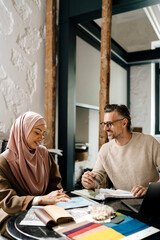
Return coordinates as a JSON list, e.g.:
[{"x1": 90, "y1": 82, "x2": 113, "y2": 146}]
[{"x1": 34, "y1": 205, "x2": 74, "y2": 228}]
